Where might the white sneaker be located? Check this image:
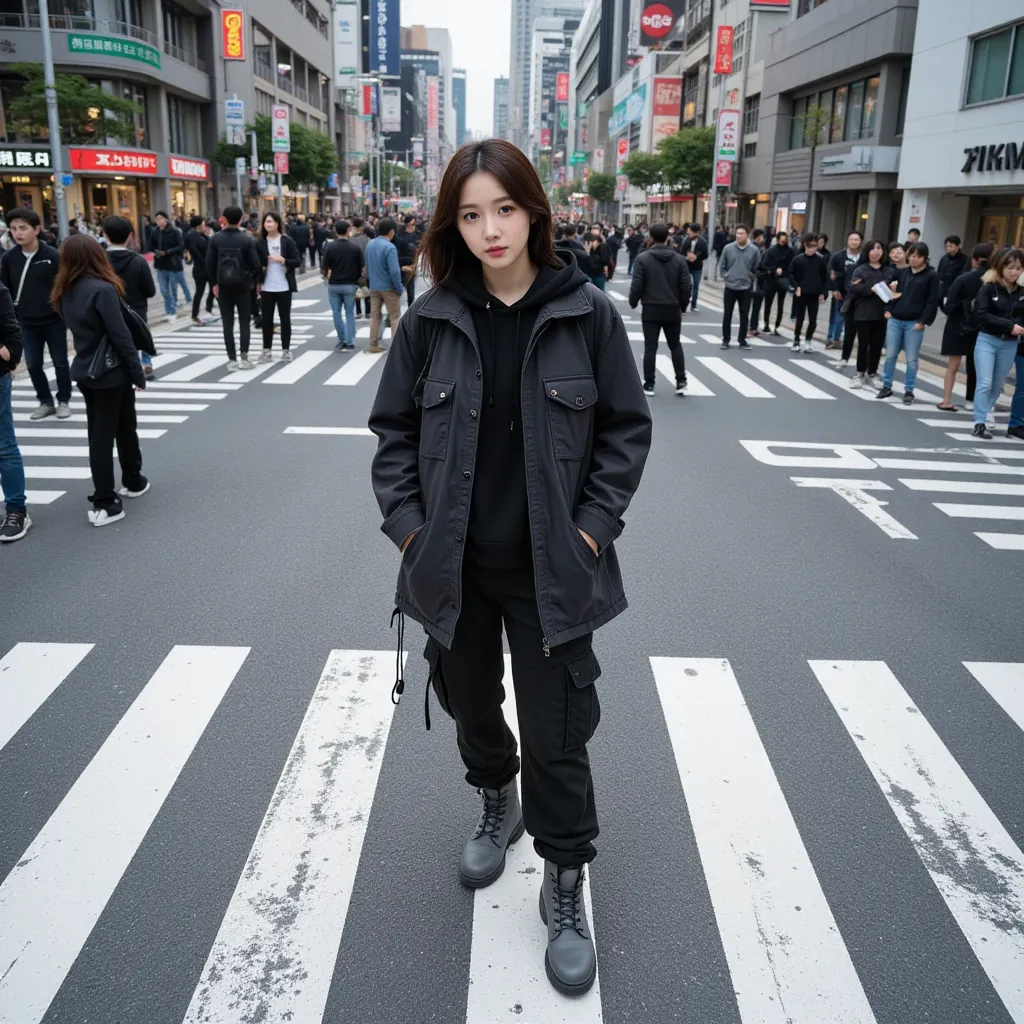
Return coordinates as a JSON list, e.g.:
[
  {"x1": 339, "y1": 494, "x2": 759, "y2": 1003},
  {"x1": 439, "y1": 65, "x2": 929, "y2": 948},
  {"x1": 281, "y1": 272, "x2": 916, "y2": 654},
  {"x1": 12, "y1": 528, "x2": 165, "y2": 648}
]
[
  {"x1": 281, "y1": 350, "x2": 293, "y2": 362},
  {"x1": 29, "y1": 403, "x2": 56, "y2": 421},
  {"x1": 790, "y1": 341, "x2": 801, "y2": 352},
  {"x1": 965, "y1": 400, "x2": 974, "y2": 411},
  {"x1": 238, "y1": 357, "x2": 253, "y2": 370},
  {"x1": 643, "y1": 385, "x2": 655, "y2": 397},
  {"x1": 836, "y1": 360, "x2": 850, "y2": 373},
  {"x1": 165, "y1": 314, "x2": 176, "y2": 324},
  {"x1": 865, "y1": 374, "x2": 880, "y2": 389},
  {"x1": 118, "y1": 481, "x2": 150, "y2": 499},
  {"x1": 225, "y1": 360, "x2": 238, "y2": 371},
  {"x1": 802, "y1": 342, "x2": 814, "y2": 354},
  {"x1": 850, "y1": 372, "x2": 865, "y2": 388},
  {"x1": 55, "y1": 401, "x2": 72, "y2": 419},
  {"x1": 88, "y1": 507, "x2": 126, "y2": 527},
  {"x1": 259, "y1": 349, "x2": 273, "y2": 363},
  {"x1": 675, "y1": 381, "x2": 687, "y2": 396}
]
